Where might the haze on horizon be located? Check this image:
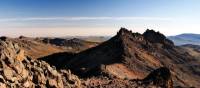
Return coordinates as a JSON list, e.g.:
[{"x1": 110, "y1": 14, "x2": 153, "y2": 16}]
[{"x1": 0, "y1": 0, "x2": 200, "y2": 37}]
